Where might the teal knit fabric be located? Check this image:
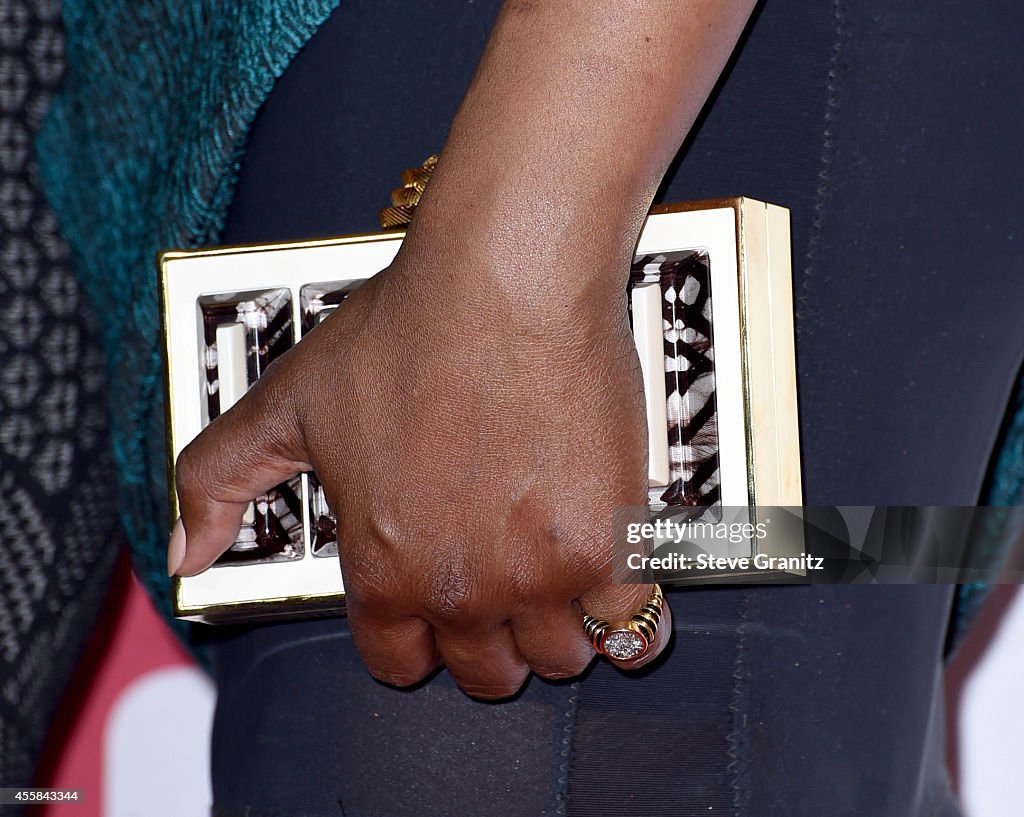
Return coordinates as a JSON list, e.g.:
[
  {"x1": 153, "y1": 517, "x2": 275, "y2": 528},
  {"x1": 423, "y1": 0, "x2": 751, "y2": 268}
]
[{"x1": 36, "y1": 0, "x2": 342, "y2": 650}]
